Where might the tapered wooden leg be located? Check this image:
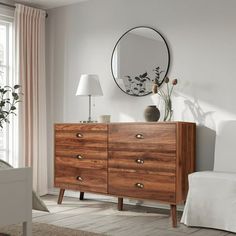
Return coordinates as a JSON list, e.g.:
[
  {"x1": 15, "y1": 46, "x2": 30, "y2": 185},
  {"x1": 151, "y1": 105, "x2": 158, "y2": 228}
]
[
  {"x1": 57, "y1": 189, "x2": 65, "y2": 204},
  {"x1": 80, "y1": 192, "x2": 84, "y2": 200},
  {"x1": 118, "y1": 197, "x2": 123, "y2": 211},
  {"x1": 170, "y1": 204, "x2": 177, "y2": 227}
]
